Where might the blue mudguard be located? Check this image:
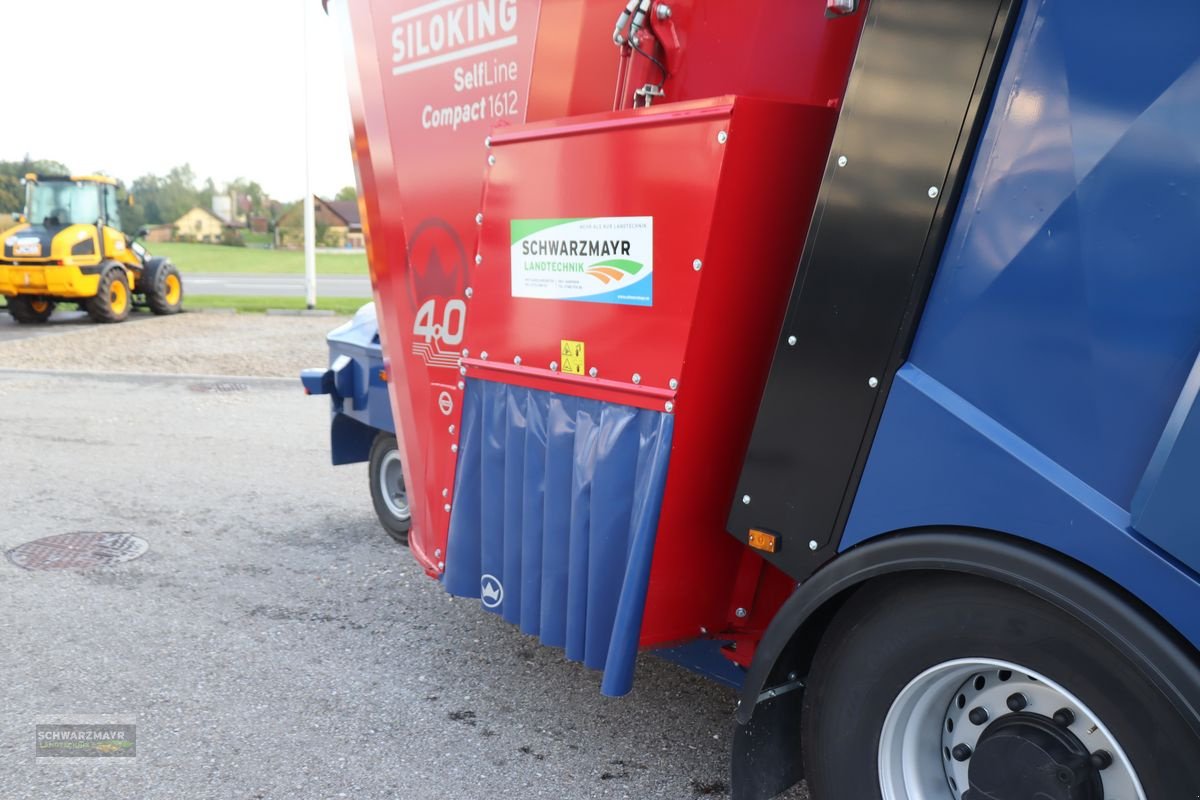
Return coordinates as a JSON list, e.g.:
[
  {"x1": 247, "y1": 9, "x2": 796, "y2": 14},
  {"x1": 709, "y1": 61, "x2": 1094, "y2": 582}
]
[{"x1": 444, "y1": 378, "x2": 674, "y2": 696}]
